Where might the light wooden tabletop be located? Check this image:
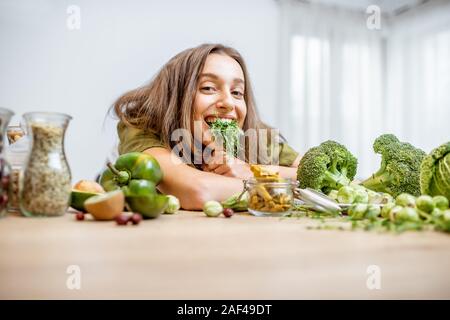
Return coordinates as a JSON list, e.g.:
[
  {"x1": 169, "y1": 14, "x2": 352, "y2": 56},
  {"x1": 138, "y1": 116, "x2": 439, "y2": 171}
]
[{"x1": 0, "y1": 210, "x2": 449, "y2": 299}]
